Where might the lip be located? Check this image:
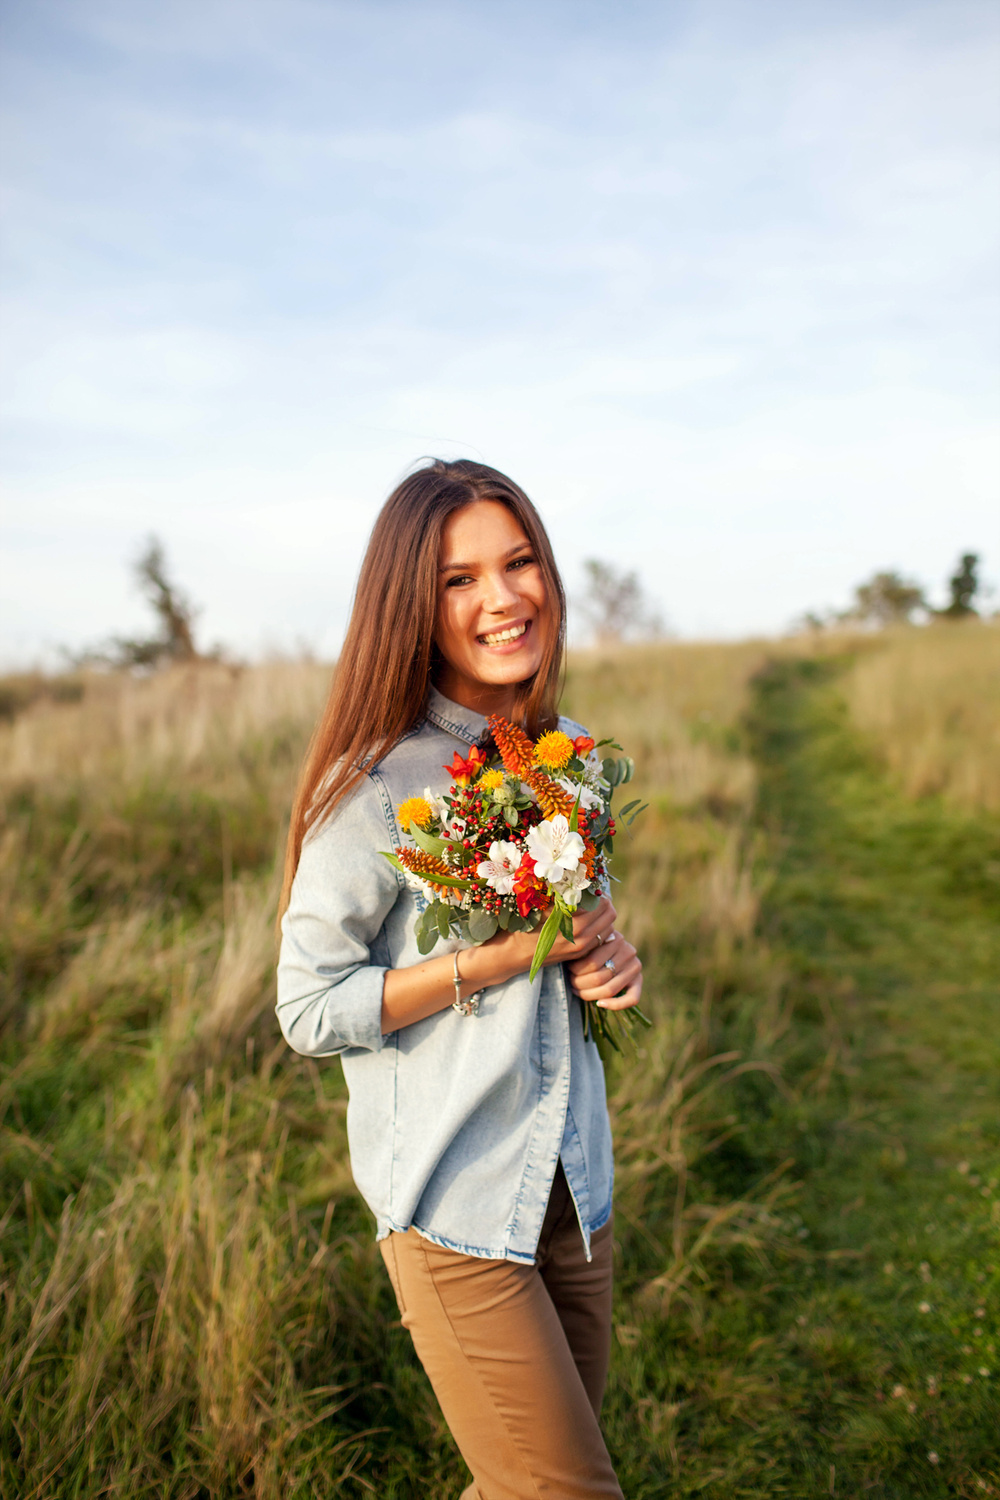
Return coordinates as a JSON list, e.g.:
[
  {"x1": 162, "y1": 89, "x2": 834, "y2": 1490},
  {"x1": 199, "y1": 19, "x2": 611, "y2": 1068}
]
[{"x1": 477, "y1": 618, "x2": 533, "y2": 652}]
